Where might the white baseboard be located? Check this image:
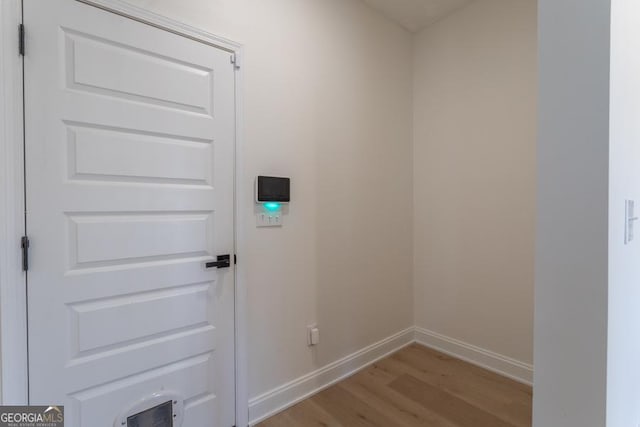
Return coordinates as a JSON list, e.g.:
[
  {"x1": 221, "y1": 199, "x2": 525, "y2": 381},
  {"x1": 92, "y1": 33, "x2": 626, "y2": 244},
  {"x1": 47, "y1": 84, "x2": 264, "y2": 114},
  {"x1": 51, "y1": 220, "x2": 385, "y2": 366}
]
[
  {"x1": 414, "y1": 327, "x2": 533, "y2": 386},
  {"x1": 248, "y1": 326, "x2": 533, "y2": 425},
  {"x1": 248, "y1": 327, "x2": 415, "y2": 425}
]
